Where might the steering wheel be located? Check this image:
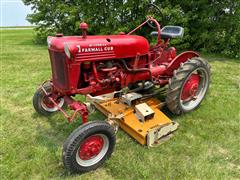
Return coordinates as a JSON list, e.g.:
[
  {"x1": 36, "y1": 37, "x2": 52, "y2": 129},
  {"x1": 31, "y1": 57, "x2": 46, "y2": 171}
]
[{"x1": 146, "y1": 4, "x2": 164, "y2": 29}]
